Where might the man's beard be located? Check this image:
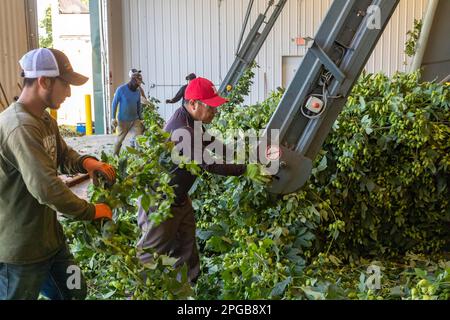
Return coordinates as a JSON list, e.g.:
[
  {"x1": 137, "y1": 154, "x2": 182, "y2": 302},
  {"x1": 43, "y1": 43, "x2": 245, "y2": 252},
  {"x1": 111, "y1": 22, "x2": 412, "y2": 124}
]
[{"x1": 44, "y1": 90, "x2": 59, "y2": 110}]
